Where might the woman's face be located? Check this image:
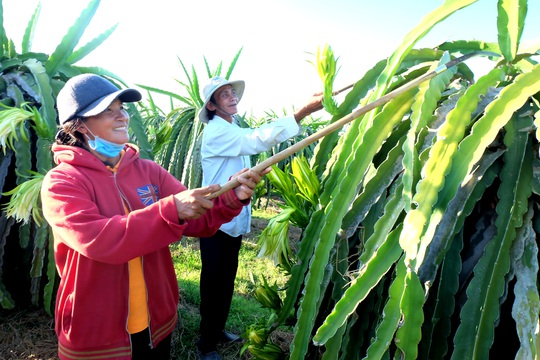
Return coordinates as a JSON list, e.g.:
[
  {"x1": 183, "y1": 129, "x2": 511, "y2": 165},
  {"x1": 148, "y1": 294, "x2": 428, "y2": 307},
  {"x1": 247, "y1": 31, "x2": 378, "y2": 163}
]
[{"x1": 79, "y1": 98, "x2": 130, "y2": 144}]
